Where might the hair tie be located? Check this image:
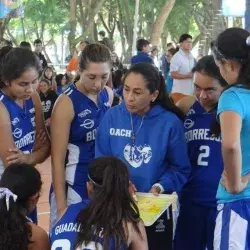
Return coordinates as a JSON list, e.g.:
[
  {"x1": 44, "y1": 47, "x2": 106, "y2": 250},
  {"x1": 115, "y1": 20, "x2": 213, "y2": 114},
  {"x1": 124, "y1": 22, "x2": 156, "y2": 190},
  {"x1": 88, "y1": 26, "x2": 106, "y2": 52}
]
[
  {"x1": 88, "y1": 174, "x2": 102, "y2": 187},
  {"x1": 246, "y1": 36, "x2": 250, "y2": 46},
  {"x1": 0, "y1": 187, "x2": 17, "y2": 211}
]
